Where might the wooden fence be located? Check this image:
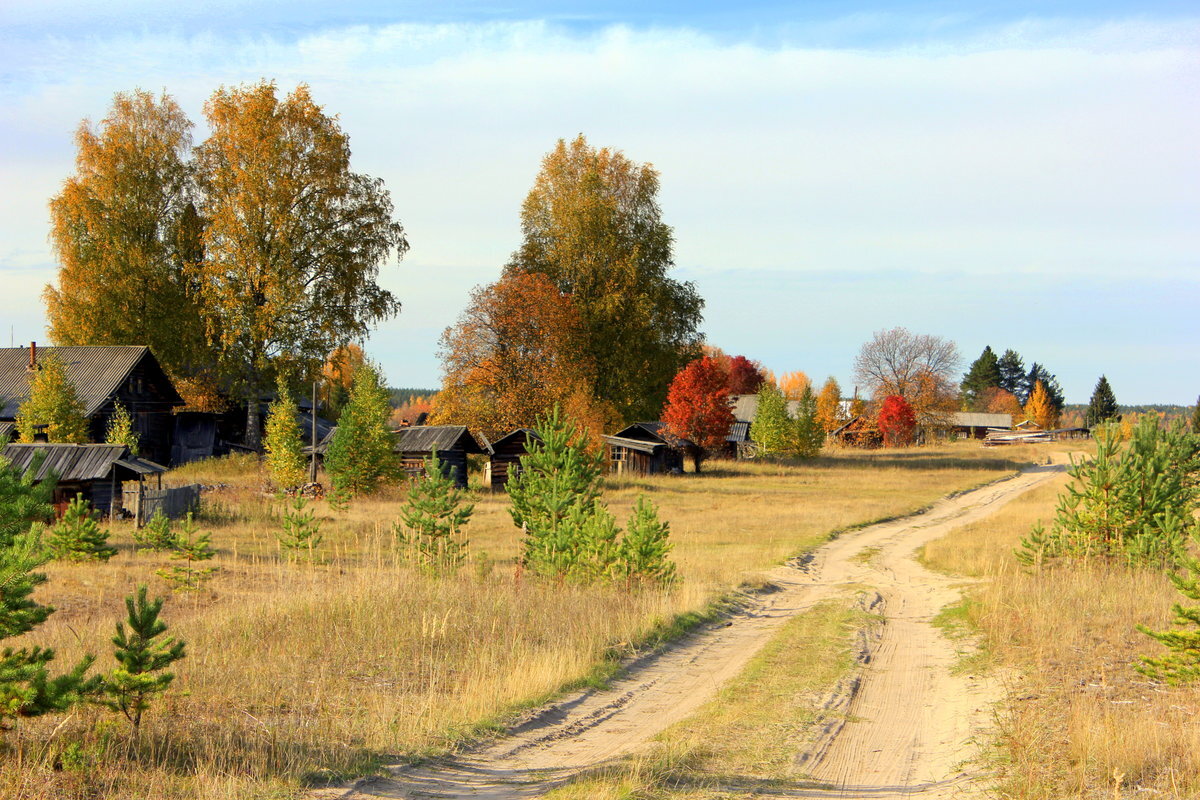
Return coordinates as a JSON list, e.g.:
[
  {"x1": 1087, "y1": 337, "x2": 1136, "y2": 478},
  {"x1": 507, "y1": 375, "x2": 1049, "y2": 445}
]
[{"x1": 123, "y1": 484, "x2": 201, "y2": 524}]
